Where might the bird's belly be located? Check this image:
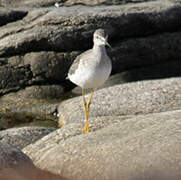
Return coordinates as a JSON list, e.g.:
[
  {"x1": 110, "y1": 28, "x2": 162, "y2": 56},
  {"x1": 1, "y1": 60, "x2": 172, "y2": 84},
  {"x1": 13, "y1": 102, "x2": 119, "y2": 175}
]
[{"x1": 69, "y1": 62, "x2": 111, "y2": 89}]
